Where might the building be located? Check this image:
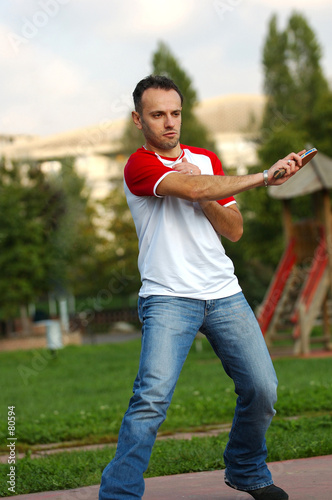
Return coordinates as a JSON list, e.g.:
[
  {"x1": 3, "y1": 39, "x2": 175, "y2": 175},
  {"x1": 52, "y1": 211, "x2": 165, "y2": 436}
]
[{"x1": 0, "y1": 94, "x2": 266, "y2": 200}]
